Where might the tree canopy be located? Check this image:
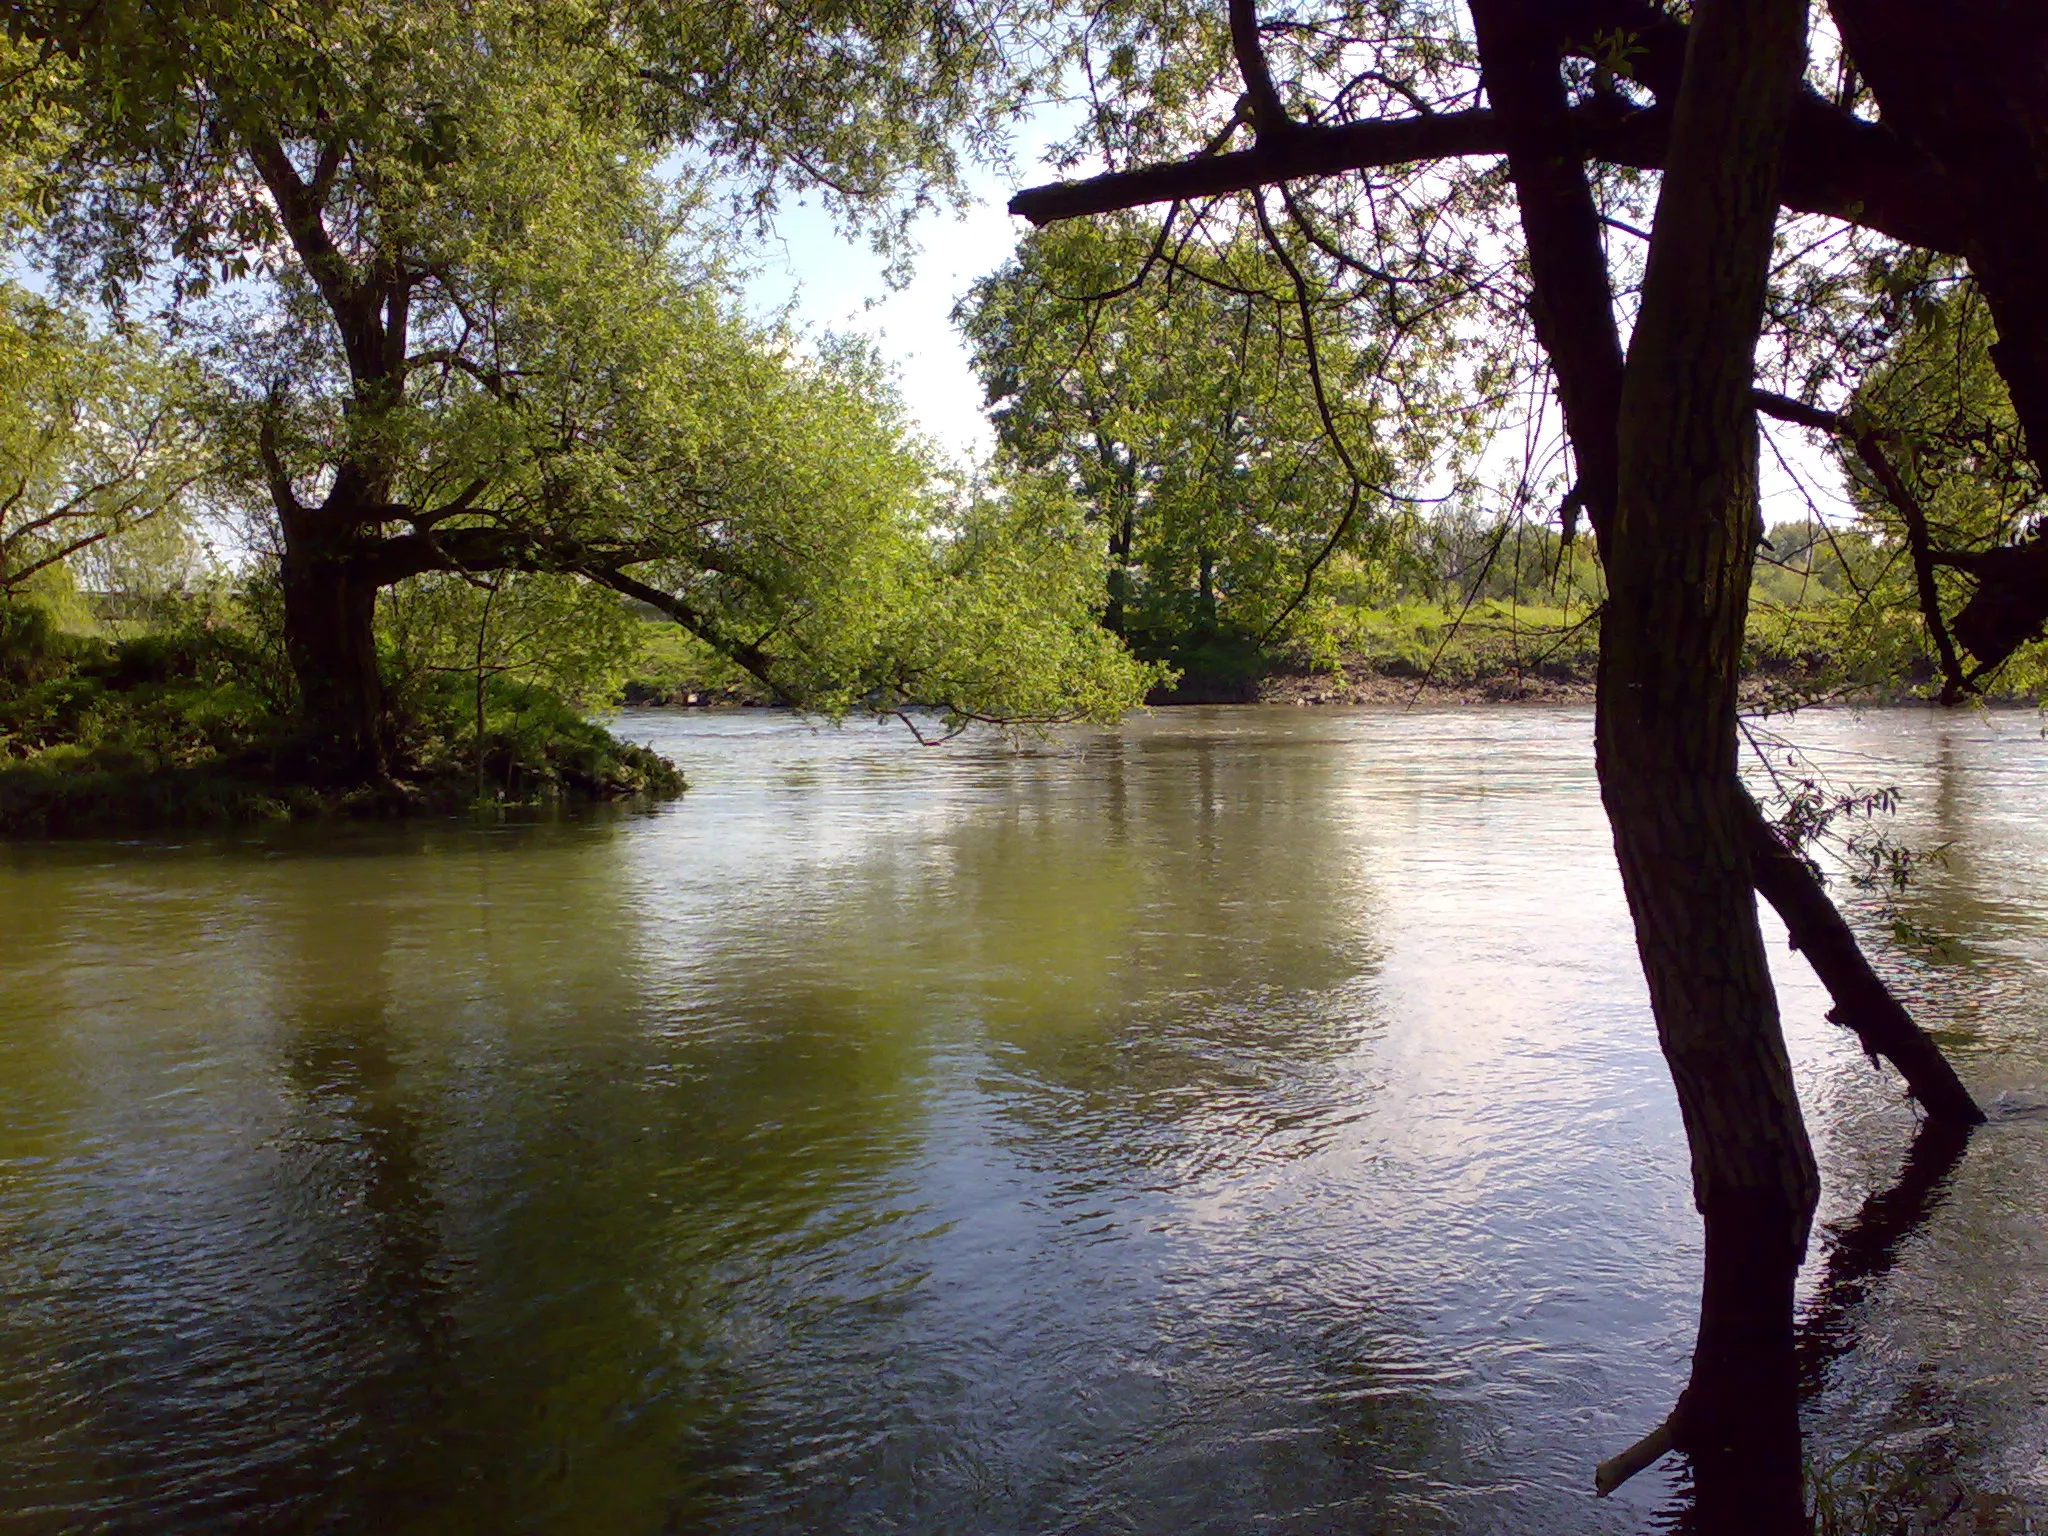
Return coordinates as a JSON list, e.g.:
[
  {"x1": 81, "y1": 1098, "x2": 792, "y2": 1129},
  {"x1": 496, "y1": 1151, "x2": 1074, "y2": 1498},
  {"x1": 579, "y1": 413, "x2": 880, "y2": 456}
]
[
  {"x1": 960, "y1": 215, "x2": 1425, "y2": 655},
  {"x1": 2, "y1": 0, "x2": 1151, "y2": 771},
  {"x1": 0, "y1": 285, "x2": 203, "y2": 600}
]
